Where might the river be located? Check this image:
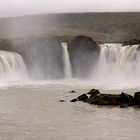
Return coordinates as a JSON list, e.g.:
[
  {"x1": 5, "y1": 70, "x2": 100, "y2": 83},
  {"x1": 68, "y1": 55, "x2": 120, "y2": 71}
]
[{"x1": 0, "y1": 80, "x2": 140, "y2": 140}]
